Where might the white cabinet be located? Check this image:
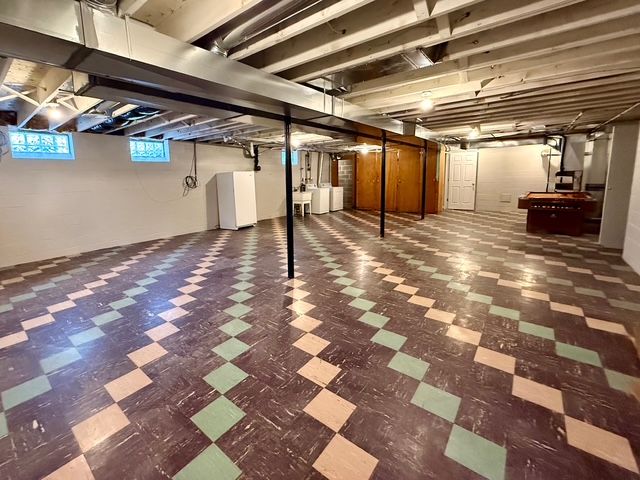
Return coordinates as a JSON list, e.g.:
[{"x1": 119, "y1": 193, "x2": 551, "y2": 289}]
[
  {"x1": 330, "y1": 187, "x2": 344, "y2": 211},
  {"x1": 217, "y1": 171, "x2": 257, "y2": 230}
]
